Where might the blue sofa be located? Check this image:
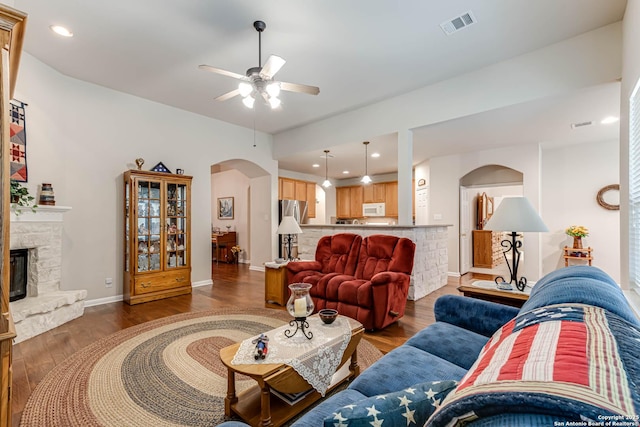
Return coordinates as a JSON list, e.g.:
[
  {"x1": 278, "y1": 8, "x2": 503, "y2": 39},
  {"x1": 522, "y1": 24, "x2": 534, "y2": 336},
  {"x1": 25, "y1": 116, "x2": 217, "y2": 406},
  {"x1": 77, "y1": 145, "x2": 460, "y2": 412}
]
[{"x1": 220, "y1": 266, "x2": 640, "y2": 426}]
